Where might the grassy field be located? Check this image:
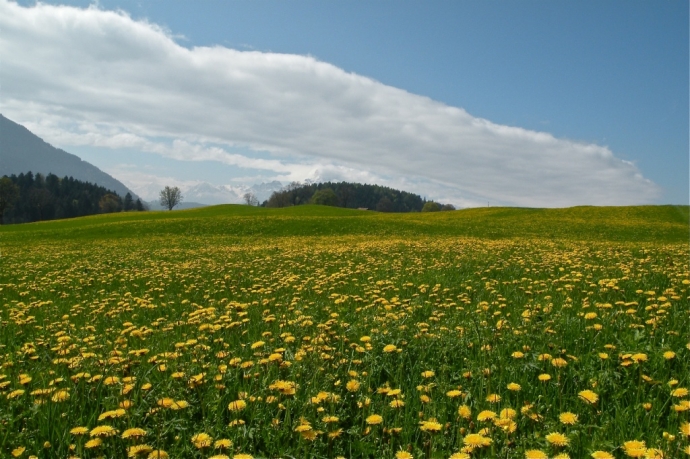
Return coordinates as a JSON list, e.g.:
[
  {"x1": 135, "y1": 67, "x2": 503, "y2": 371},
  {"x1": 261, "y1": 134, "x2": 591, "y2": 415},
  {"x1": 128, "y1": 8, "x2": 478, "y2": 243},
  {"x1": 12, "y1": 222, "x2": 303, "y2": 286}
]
[{"x1": 0, "y1": 205, "x2": 688, "y2": 459}]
